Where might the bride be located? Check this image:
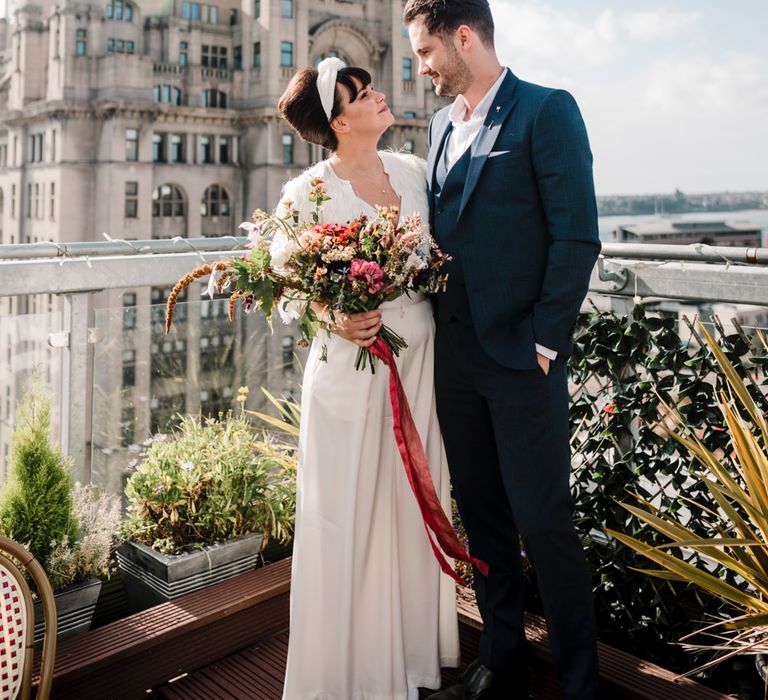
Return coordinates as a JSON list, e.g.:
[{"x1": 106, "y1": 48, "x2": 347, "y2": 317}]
[{"x1": 277, "y1": 58, "x2": 460, "y2": 699}]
